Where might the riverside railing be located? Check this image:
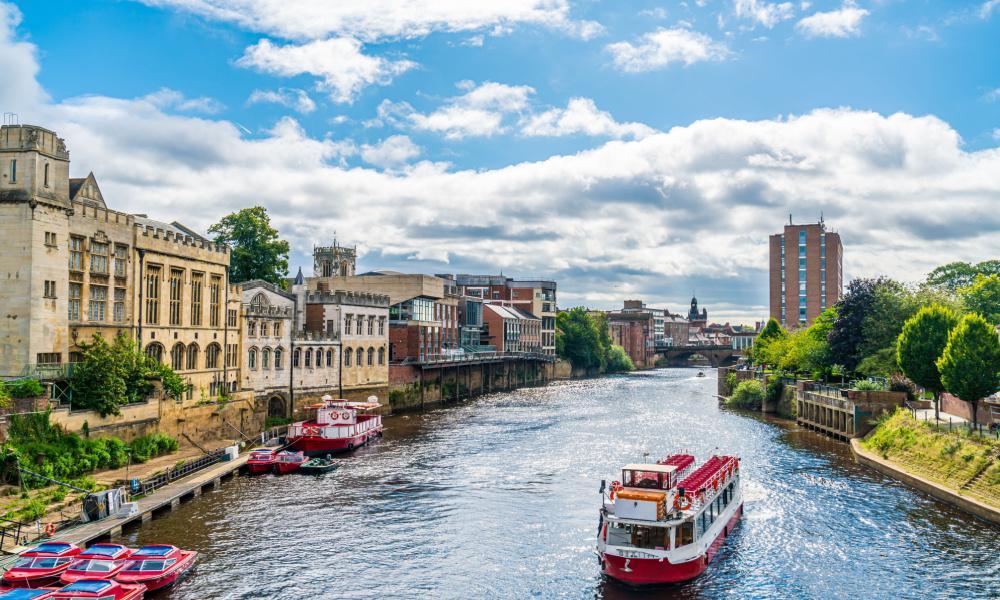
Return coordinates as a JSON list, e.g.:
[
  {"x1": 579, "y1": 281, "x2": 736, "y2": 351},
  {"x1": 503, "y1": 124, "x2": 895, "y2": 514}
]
[
  {"x1": 400, "y1": 351, "x2": 556, "y2": 366},
  {"x1": 131, "y1": 448, "x2": 227, "y2": 496}
]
